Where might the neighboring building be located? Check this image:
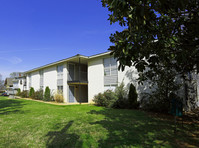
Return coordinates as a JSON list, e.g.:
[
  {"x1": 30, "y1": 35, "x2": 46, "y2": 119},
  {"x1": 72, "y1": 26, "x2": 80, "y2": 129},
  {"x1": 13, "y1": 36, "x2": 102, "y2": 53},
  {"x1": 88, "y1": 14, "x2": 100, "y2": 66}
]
[
  {"x1": 4, "y1": 78, "x2": 14, "y2": 95},
  {"x1": 12, "y1": 73, "x2": 27, "y2": 91},
  {"x1": 24, "y1": 52, "x2": 140, "y2": 103},
  {"x1": 4, "y1": 78, "x2": 14, "y2": 90}
]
